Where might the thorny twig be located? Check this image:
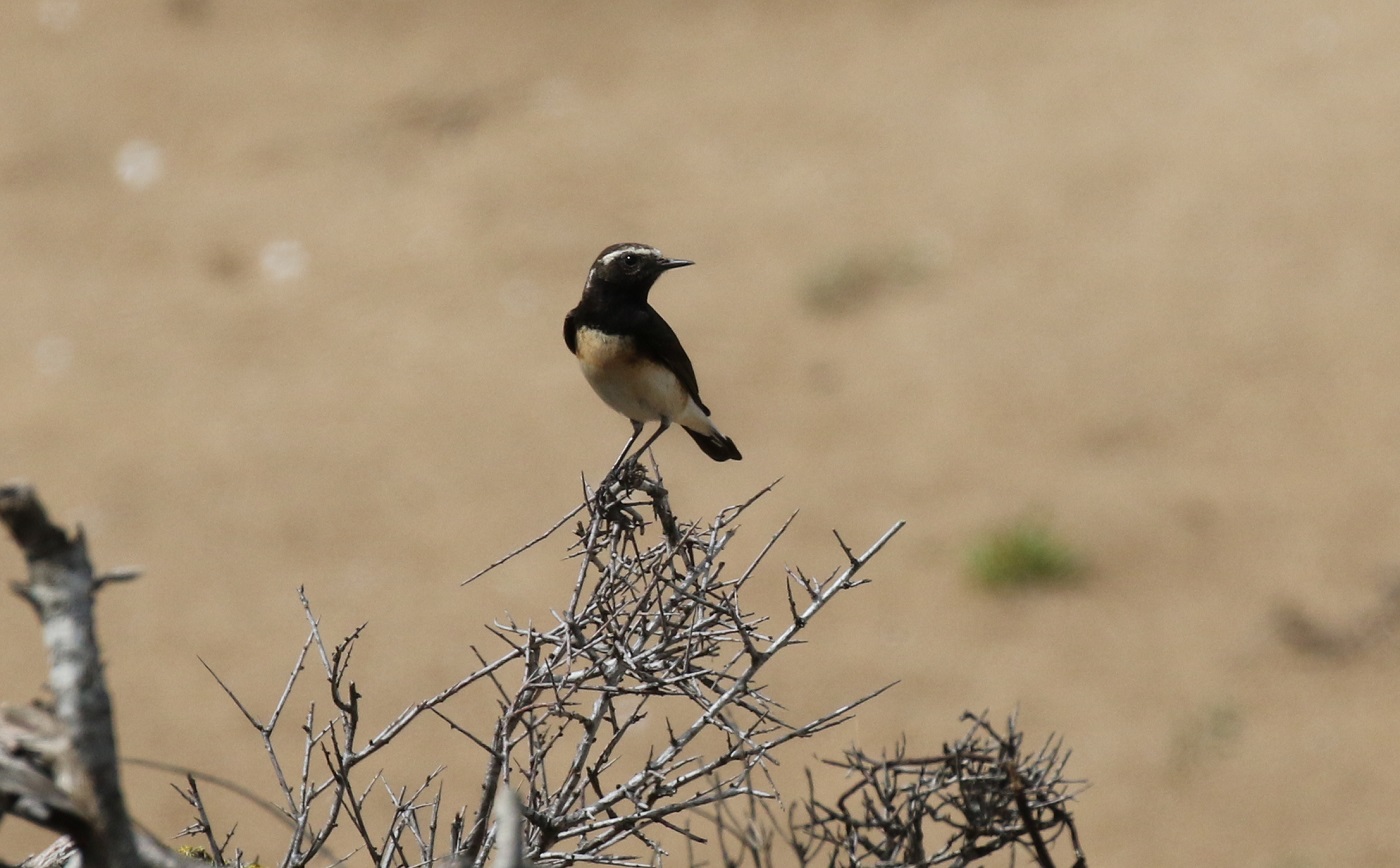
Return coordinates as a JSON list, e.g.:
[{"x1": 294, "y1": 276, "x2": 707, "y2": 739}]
[
  {"x1": 5, "y1": 469, "x2": 1084, "y2": 868},
  {"x1": 768, "y1": 711, "x2": 1086, "y2": 867},
  {"x1": 190, "y1": 464, "x2": 902, "y2": 868}
]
